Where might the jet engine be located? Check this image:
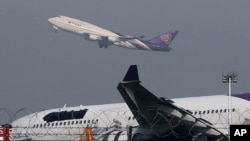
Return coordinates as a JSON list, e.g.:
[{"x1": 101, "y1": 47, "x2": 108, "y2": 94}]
[
  {"x1": 107, "y1": 36, "x2": 118, "y2": 42},
  {"x1": 86, "y1": 34, "x2": 100, "y2": 41}
]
